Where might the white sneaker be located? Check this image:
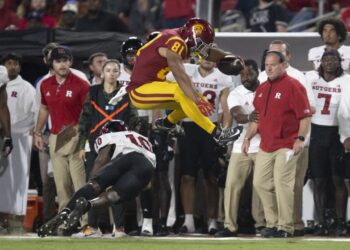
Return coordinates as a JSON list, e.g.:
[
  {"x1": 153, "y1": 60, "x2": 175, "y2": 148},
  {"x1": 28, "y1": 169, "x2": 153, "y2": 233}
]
[
  {"x1": 72, "y1": 226, "x2": 102, "y2": 238},
  {"x1": 141, "y1": 218, "x2": 153, "y2": 236},
  {"x1": 112, "y1": 225, "x2": 127, "y2": 238}
]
